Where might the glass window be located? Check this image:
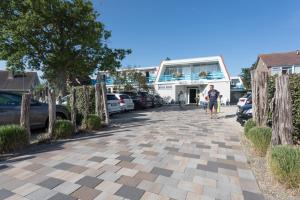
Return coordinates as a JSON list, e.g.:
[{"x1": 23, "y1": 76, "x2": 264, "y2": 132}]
[
  {"x1": 0, "y1": 94, "x2": 22, "y2": 106},
  {"x1": 120, "y1": 95, "x2": 130, "y2": 99},
  {"x1": 107, "y1": 95, "x2": 118, "y2": 100}
]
